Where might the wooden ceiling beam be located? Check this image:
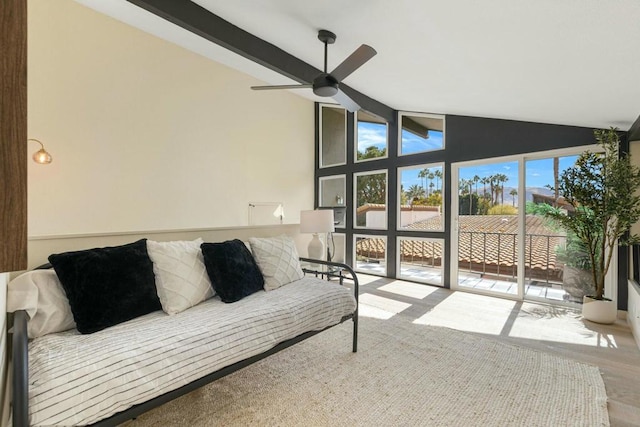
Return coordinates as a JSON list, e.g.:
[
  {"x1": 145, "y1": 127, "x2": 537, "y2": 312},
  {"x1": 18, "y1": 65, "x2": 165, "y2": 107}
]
[{"x1": 126, "y1": 0, "x2": 395, "y2": 123}]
